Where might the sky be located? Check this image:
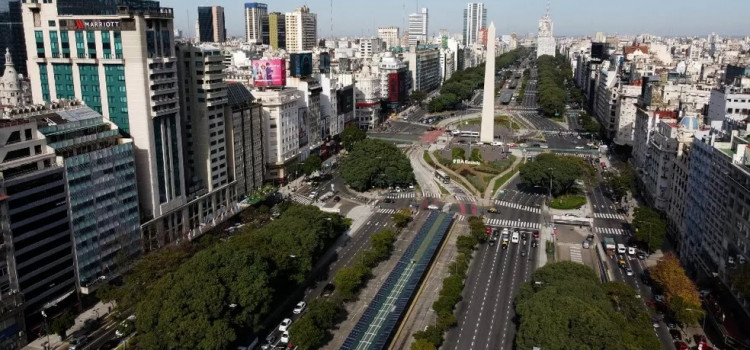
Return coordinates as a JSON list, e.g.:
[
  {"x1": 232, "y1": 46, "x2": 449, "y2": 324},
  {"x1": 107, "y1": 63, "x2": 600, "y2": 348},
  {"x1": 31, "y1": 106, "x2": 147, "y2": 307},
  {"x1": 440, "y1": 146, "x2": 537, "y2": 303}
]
[{"x1": 158, "y1": 0, "x2": 750, "y2": 39}]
